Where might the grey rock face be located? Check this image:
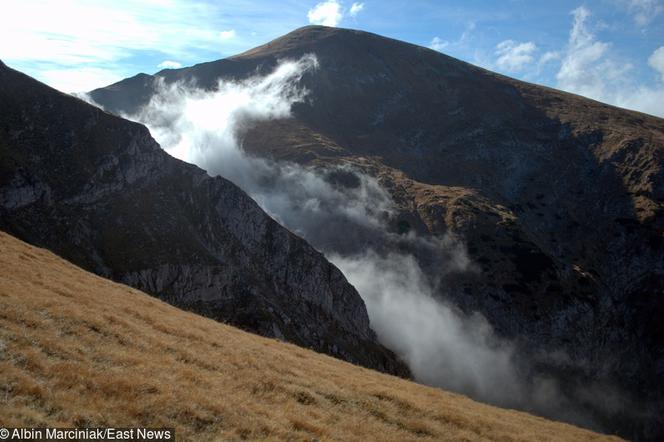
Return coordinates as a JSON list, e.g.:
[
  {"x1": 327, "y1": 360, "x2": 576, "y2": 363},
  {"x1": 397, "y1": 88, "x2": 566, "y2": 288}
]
[
  {"x1": 0, "y1": 61, "x2": 409, "y2": 378},
  {"x1": 89, "y1": 26, "x2": 664, "y2": 440}
]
